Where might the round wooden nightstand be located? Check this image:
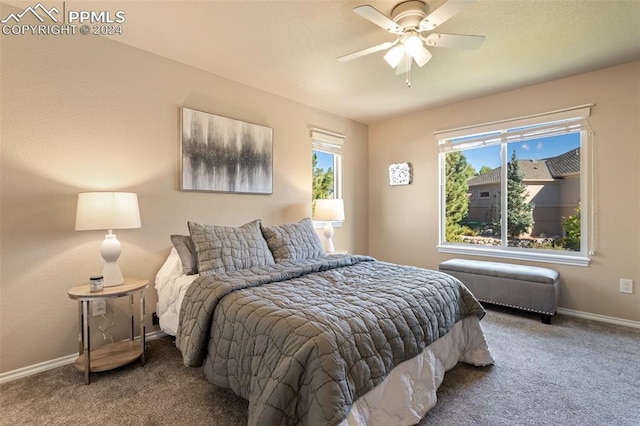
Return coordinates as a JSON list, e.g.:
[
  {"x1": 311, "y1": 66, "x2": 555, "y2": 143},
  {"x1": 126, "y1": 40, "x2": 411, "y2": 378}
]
[{"x1": 67, "y1": 278, "x2": 148, "y2": 384}]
